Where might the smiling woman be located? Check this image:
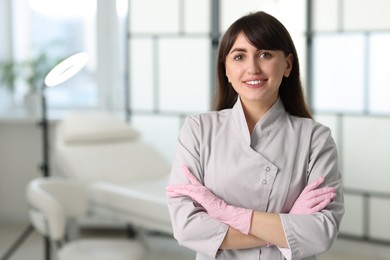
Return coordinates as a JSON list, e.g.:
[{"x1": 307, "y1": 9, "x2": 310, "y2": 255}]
[{"x1": 166, "y1": 11, "x2": 344, "y2": 260}]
